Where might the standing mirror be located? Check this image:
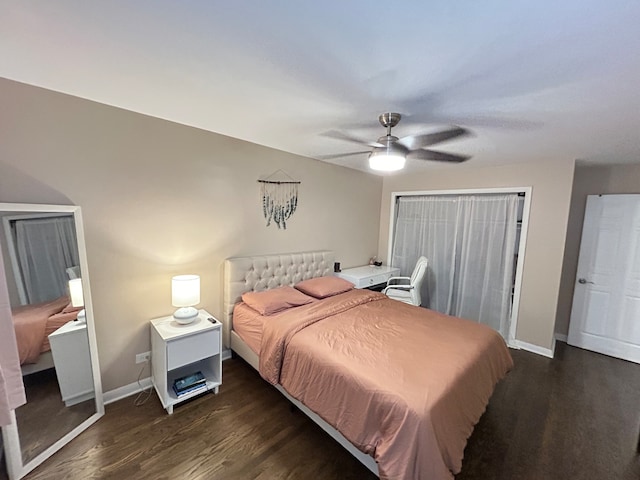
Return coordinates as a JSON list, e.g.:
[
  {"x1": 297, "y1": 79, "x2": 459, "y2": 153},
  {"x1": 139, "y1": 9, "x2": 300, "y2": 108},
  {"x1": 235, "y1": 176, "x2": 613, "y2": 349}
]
[{"x1": 0, "y1": 203, "x2": 103, "y2": 480}]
